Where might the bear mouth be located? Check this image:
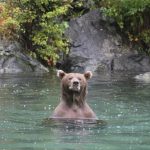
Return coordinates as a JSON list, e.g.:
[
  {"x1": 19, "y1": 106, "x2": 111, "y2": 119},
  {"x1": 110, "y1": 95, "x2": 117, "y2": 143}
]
[{"x1": 69, "y1": 84, "x2": 81, "y2": 92}]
